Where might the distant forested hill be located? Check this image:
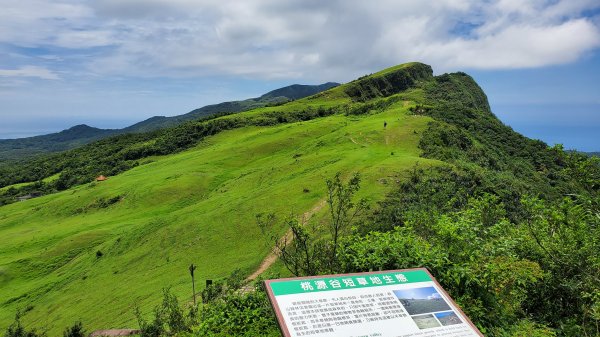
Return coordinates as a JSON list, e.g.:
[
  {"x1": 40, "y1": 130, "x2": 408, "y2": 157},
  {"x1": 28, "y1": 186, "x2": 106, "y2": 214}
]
[
  {"x1": 0, "y1": 82, "x2": 339, "y2": 162},
  {"x1": 0, "y1": 125, "x2": 118, "y2": 161}
]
